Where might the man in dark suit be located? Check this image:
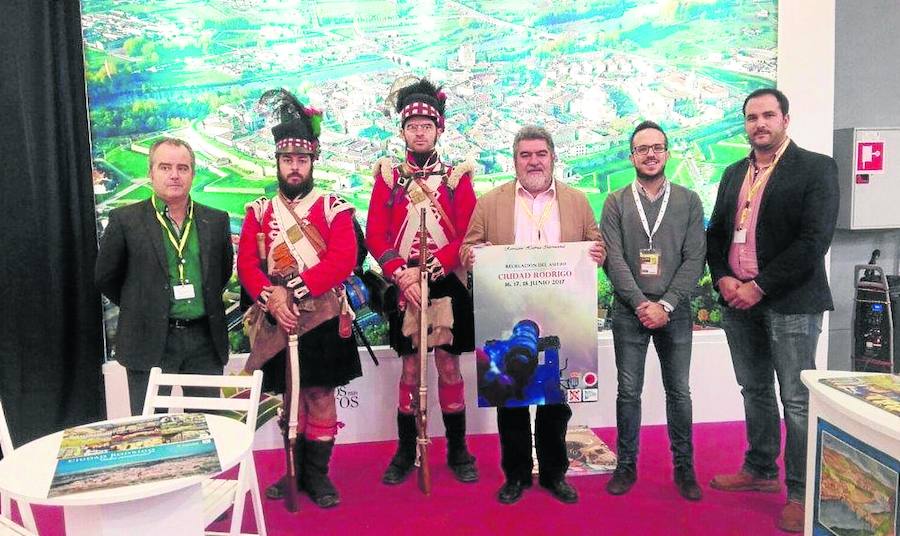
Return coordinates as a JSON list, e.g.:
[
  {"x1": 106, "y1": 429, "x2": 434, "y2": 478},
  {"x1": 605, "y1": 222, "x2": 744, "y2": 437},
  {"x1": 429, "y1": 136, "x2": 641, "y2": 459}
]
[
  {"x1": 706, "y1": 88, "x2": 839, "y2": 533},
  {"x1": 96, "y1": 138, "x2": 234, "y2": 416}
]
